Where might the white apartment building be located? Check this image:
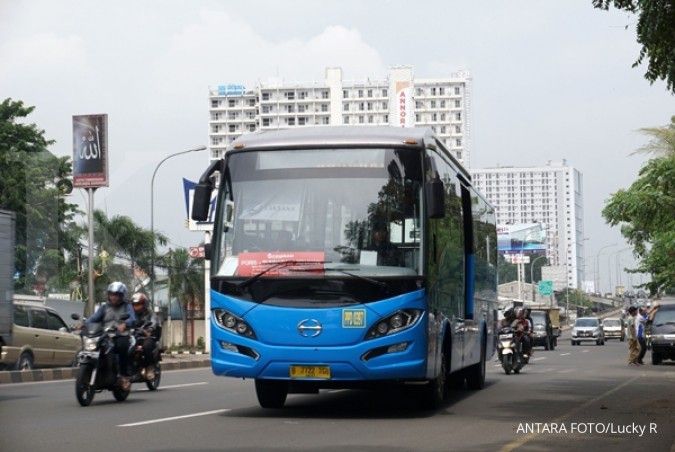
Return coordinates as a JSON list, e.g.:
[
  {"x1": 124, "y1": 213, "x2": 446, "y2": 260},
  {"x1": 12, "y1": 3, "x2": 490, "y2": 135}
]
[
  {"x1": 471, "y1": 161, "x2": 585, "y2": 288},
  {"x1": 208, "y1": 66, "x2": 472, "y2": 167}
]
